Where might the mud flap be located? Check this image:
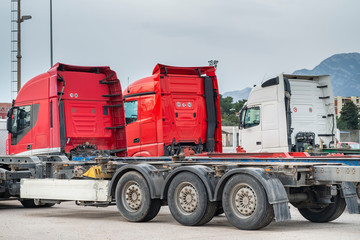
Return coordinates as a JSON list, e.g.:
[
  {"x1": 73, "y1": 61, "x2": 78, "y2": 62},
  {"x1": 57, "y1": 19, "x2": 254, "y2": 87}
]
[
  {"x1": 341, "y1": 182, "x2": 359, "y2": 214},
  {"x1": 264, "y1": 175, "x2": 291, "y2": 222}
]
